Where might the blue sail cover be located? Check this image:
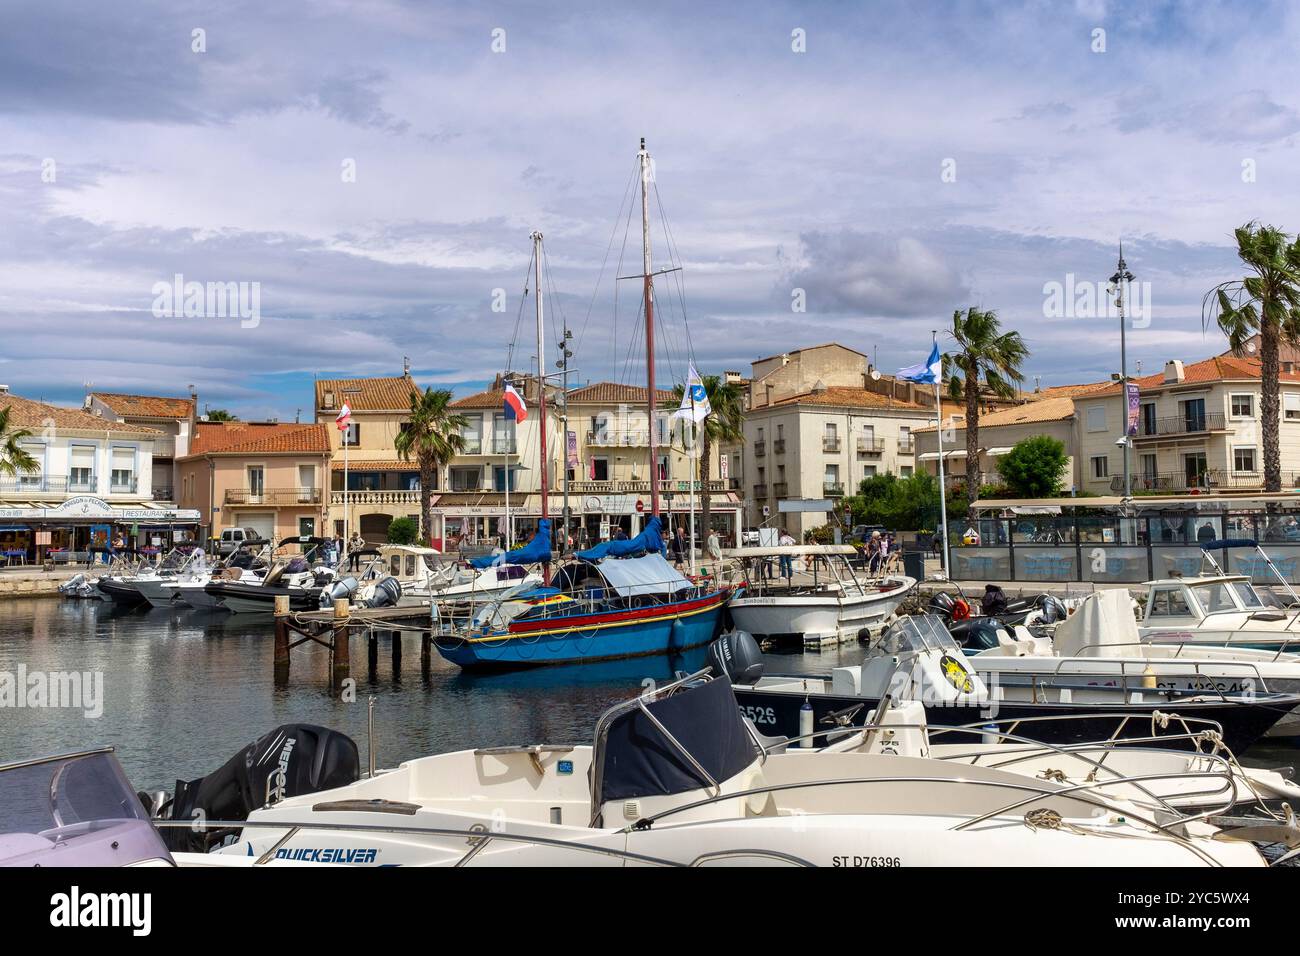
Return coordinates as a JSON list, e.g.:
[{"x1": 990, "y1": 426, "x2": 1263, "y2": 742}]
[
  {"x1": 575, "y1": 515, "x2": 665, "y2": 561},
  {"x1": 469, "y1": 519, "x2": 553, "y2": 569}
]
